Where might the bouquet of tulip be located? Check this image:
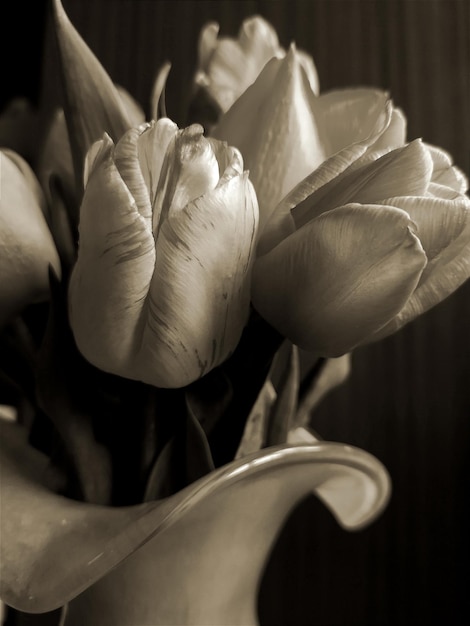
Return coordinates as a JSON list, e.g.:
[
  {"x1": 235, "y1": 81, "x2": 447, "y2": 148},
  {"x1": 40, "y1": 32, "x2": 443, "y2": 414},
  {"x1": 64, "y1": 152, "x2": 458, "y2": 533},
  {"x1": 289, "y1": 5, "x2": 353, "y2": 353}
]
[{"x1": 1, "y1": 1, "x2": 469, "y2": 624}]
